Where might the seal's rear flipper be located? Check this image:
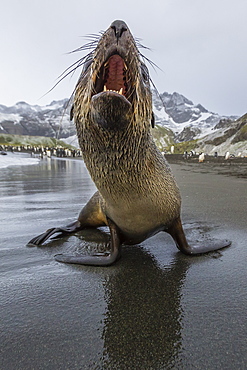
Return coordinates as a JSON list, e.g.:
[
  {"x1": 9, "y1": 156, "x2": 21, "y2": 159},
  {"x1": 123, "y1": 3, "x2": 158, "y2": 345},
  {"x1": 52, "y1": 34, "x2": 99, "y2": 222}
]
[
  {"x1": 27, "y1": 220, "x2": 82, "y2": 247},
  {"x1": 167, "y1": 217, "x2": 231, "y2": 255},
  {"x1": 179, "y1": 239, "x2": 231, "y2": 255},
  {"x1": 54, "y1": 218, "x2": 121, "y2": 266}
]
